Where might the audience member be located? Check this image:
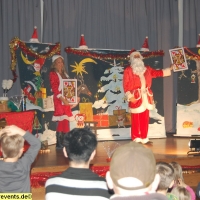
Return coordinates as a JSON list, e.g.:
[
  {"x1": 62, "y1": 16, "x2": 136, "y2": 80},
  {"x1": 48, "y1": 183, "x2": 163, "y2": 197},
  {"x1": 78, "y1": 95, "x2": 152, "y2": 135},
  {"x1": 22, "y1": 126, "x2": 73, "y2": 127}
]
[
  {"x1": 156, "y1": 162, "x2": 175, "y2": 196},
  {"x1": 169, "y1": 162, "x2": 196, "y2": 200},
  {"x1": 106, "y1": 142, "x2": 168, "y2": 200},
  {"x1": 170, "y1": 186, "x2": 191, "y2": 200},
  {"x1": 45, "y1": 127, "x2": 111, "y2": 200},
  {"x1": 0, "y1": 125, "x2": 41, "y2": 192}
]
